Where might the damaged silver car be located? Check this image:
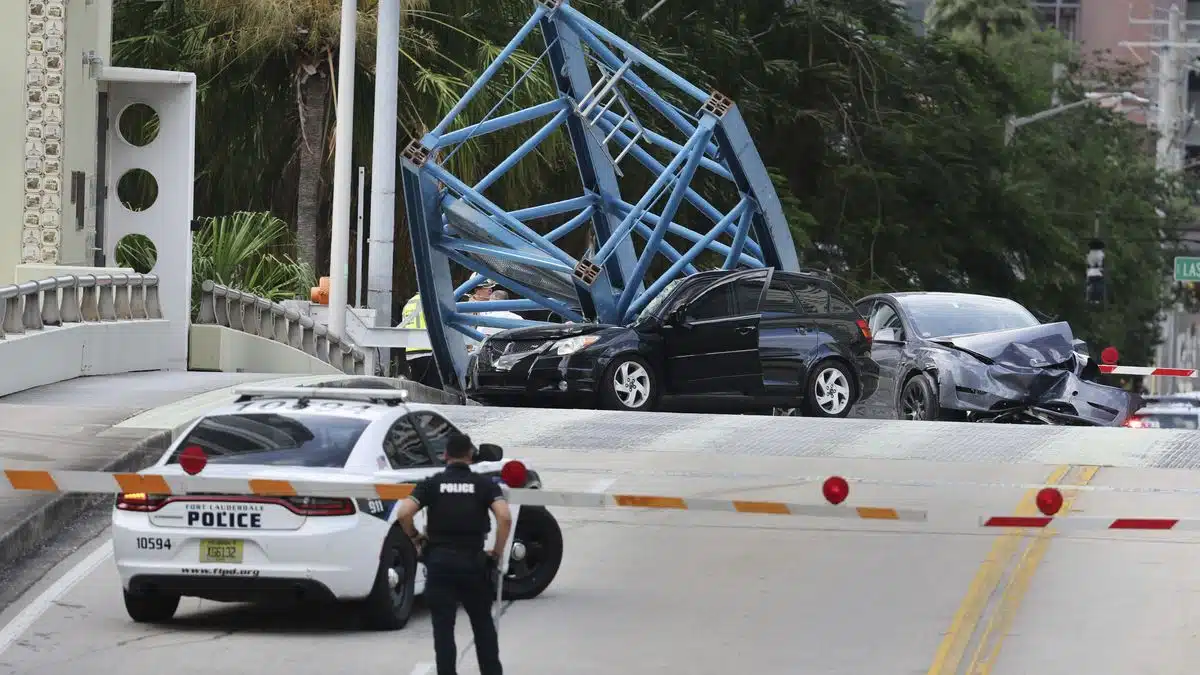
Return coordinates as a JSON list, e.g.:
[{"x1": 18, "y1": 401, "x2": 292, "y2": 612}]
[{"x1": 852, "y1": 292, "x2": 1141, "y2": 426}]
